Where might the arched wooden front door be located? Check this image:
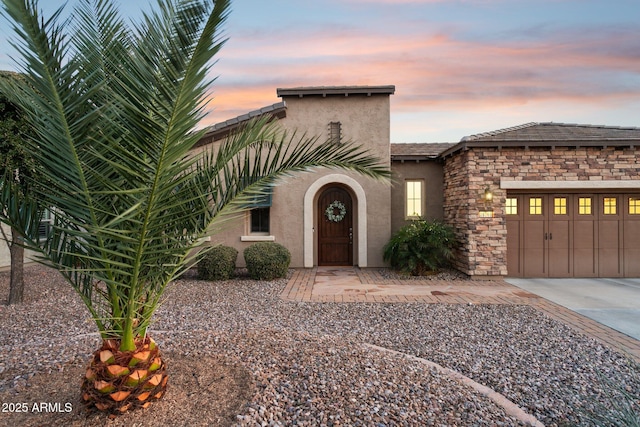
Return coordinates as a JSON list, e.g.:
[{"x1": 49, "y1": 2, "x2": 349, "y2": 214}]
[{"x1": 318, "y1": 186, "x2": 353, "y2": 266}]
